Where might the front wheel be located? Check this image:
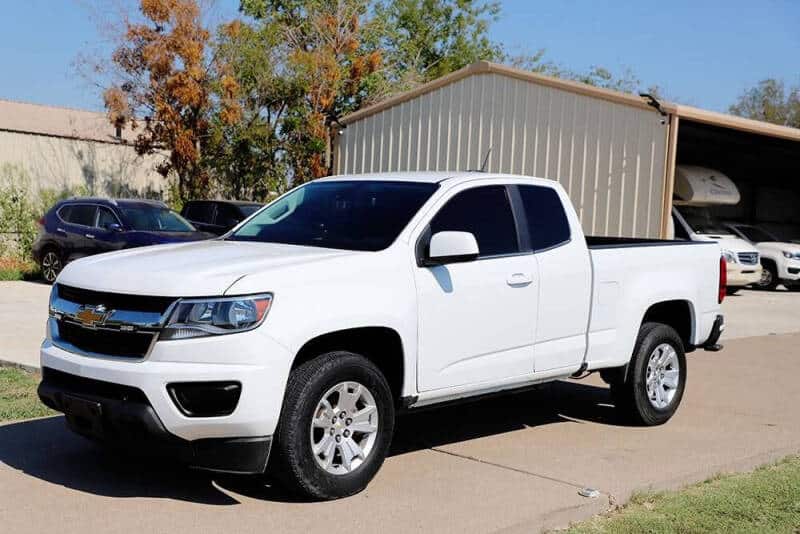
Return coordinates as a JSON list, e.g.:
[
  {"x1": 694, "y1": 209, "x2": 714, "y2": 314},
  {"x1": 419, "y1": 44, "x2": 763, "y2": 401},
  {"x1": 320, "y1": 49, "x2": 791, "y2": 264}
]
[
  {"x1": 757, "y1": 262, "x2": 779, "y2": 291},
  {"x1": 270, "y1": 351, "x2": 394, "y2": 500},
  {"x1": 611, "y1": 323, "x2": 686, "y2": 426}
]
